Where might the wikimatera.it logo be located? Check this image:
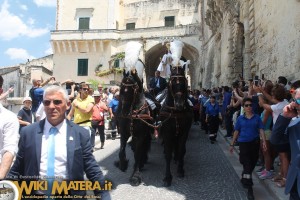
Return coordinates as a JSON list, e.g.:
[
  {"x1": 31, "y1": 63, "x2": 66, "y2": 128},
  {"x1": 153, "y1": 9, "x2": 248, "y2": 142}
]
[{"x1": 0, "y1": 180, "x2": 112, "y2": 200}]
